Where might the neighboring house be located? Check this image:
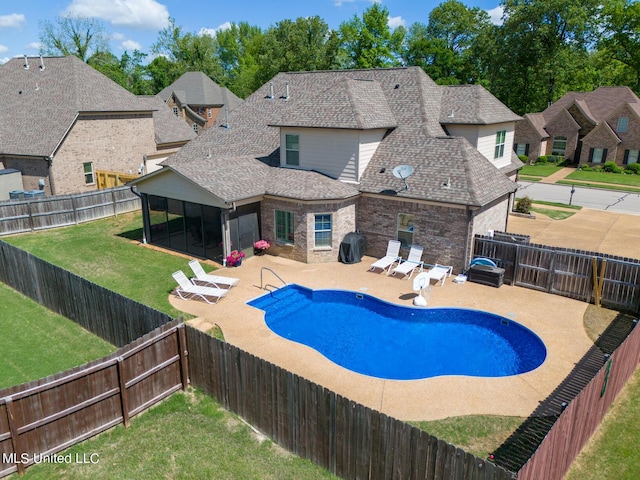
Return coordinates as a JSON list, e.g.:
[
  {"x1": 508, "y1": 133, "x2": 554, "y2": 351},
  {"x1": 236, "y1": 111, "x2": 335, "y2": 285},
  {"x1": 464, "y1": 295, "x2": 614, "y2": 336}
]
[
  {"x1": 0, "y1": 56, "x2": 193, "y2": 196},
  {"x1": 138, "y1": 95, "x2": 197, "y2": 173},
  {"x1": 514, "y1": 86, "x2": 640, "y2": 167},
  {"x1": 157, "y1": 72, "x2": 243, "y2": 135},
  {"x1": 131, "y1": 67, "x2": 522, "y2": 272}
]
